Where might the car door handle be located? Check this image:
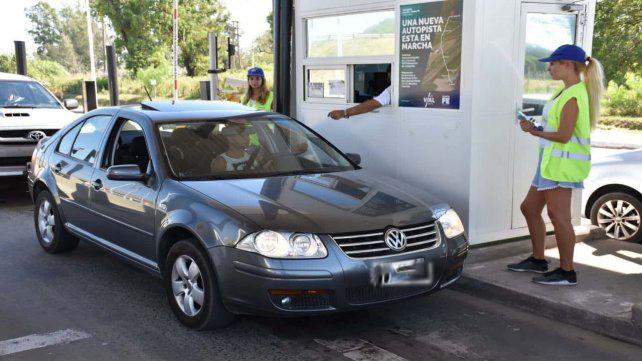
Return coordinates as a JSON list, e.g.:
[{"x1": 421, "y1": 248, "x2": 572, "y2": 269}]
[
  {"x1": 92, "y1": 179, "x2": 103, "y2": 190},
  {"x1": 52, "y1": 163, "x2": 62, "y2": 174}
]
